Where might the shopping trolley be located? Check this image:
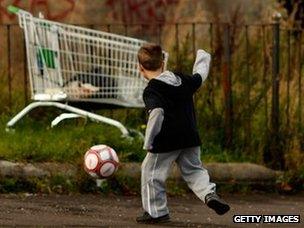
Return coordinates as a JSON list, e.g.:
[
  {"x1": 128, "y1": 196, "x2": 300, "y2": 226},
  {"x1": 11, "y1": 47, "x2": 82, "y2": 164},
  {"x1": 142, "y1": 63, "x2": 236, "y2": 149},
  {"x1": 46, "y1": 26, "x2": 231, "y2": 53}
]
[{"x1": 6, "y1": 5, "x2": 166, "y2": 136}]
